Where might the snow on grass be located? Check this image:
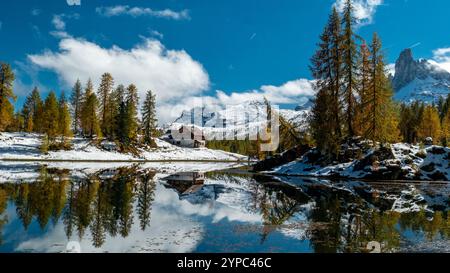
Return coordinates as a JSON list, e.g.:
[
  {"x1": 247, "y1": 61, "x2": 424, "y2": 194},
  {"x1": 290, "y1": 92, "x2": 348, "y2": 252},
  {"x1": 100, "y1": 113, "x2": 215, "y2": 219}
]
[
  {"x1": 0, "y1": 132, "x2": 42, "y2": 159},
  {"x1": 0, "y1": 132, "x2": 247, "y2": 162}
]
